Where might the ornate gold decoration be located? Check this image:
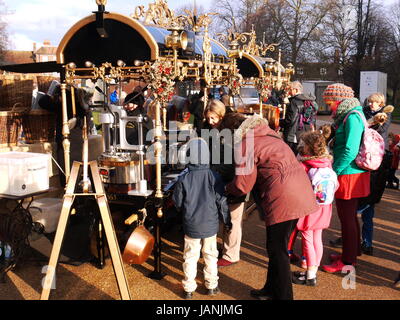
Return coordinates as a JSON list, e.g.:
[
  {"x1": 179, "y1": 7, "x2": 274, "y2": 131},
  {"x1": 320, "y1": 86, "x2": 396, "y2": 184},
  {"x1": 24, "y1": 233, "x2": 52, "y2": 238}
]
[
  {"x1": 147, "y1": 59, "x2": 176, "y2": 106},
  {"x1": 132, "y1": 0, "x2": 185, "y2": 29},
  {"x1": 228, "y1": 73, "x2": 243, "y2": 97},
  {"x1": 183, "y1": 11, "x2": 216, "y2": 32},
  {"x1": 96, "y1": 0, "x2": 107, "y2": 6},
  {"x1": 255, "y1": 77, "x2": 271, "y2": 99},
  {"x1": 203, "y1": 28, "x2": 212, "y2": 86},
  {"x1": 219, "y1": 25, "x2": 279, "y2": 58}
]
